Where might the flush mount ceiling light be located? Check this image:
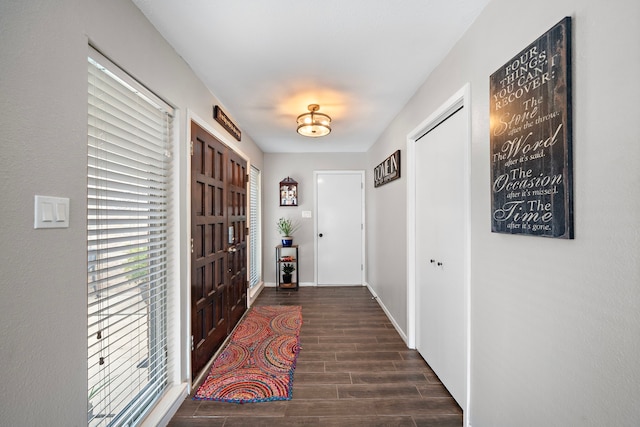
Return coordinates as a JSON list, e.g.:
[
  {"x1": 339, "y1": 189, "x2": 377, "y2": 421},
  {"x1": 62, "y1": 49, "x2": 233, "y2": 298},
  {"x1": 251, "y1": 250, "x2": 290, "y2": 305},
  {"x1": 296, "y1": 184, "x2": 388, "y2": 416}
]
[{"x1": 296, "y1": 104, "x2": 331, "y2": 137}]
